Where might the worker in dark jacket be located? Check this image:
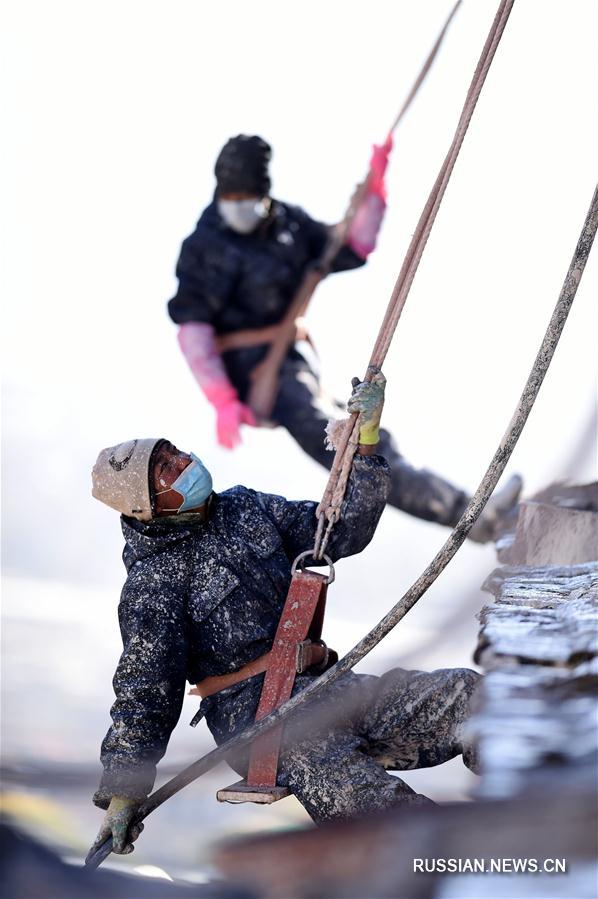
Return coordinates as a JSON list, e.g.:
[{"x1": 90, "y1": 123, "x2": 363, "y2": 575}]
[
  {"x1": 90, "y1": 375, "x2": 480, "y2": 855},
  {"x1": 167, "y1": 134, "x2": 520, "y2": 541}
]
